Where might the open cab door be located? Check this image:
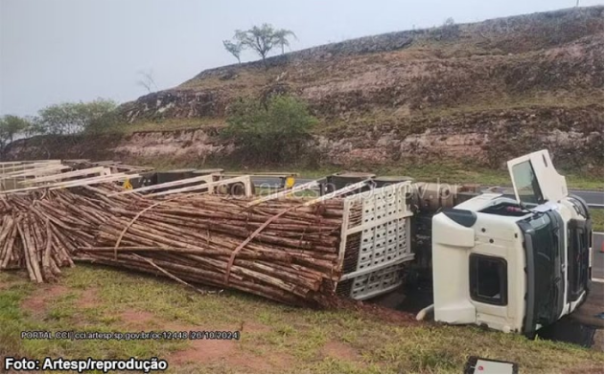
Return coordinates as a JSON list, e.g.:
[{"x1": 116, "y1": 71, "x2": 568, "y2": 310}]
[{"x1": 507, "y1": 150, "x2": 568, "y2": 205}]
